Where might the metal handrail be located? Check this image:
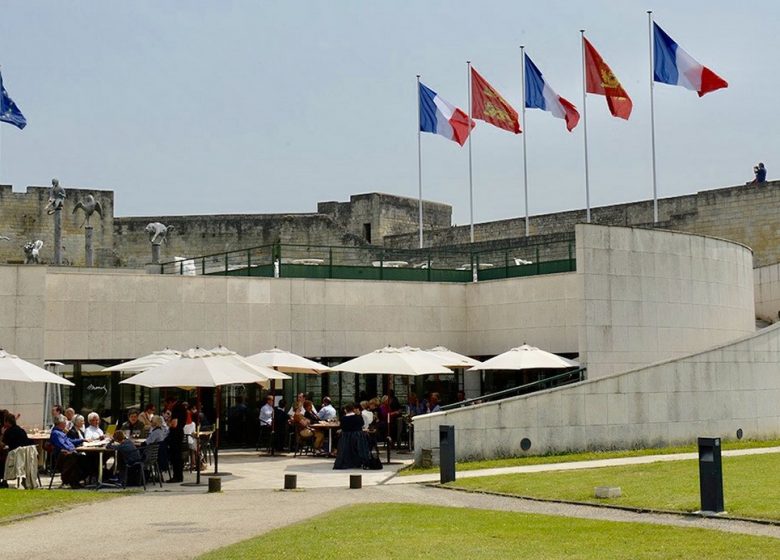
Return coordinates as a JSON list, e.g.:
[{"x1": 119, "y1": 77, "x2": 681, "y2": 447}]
[{"x1": 438, "y1": 367, "x2": 587, "y2": 412}]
